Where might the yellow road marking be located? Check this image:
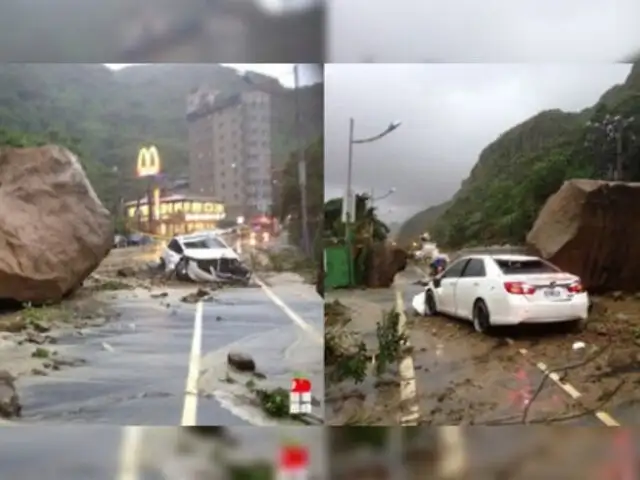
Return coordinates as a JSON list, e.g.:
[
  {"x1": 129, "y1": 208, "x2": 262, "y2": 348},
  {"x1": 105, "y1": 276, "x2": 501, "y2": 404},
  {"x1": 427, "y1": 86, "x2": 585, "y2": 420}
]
[
  {"x1": 395, "y1": 288, "x2": 420, "y2": 425},
  {"x1": 507, "y1": 338, "x2": 620, "y2": 426}
]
